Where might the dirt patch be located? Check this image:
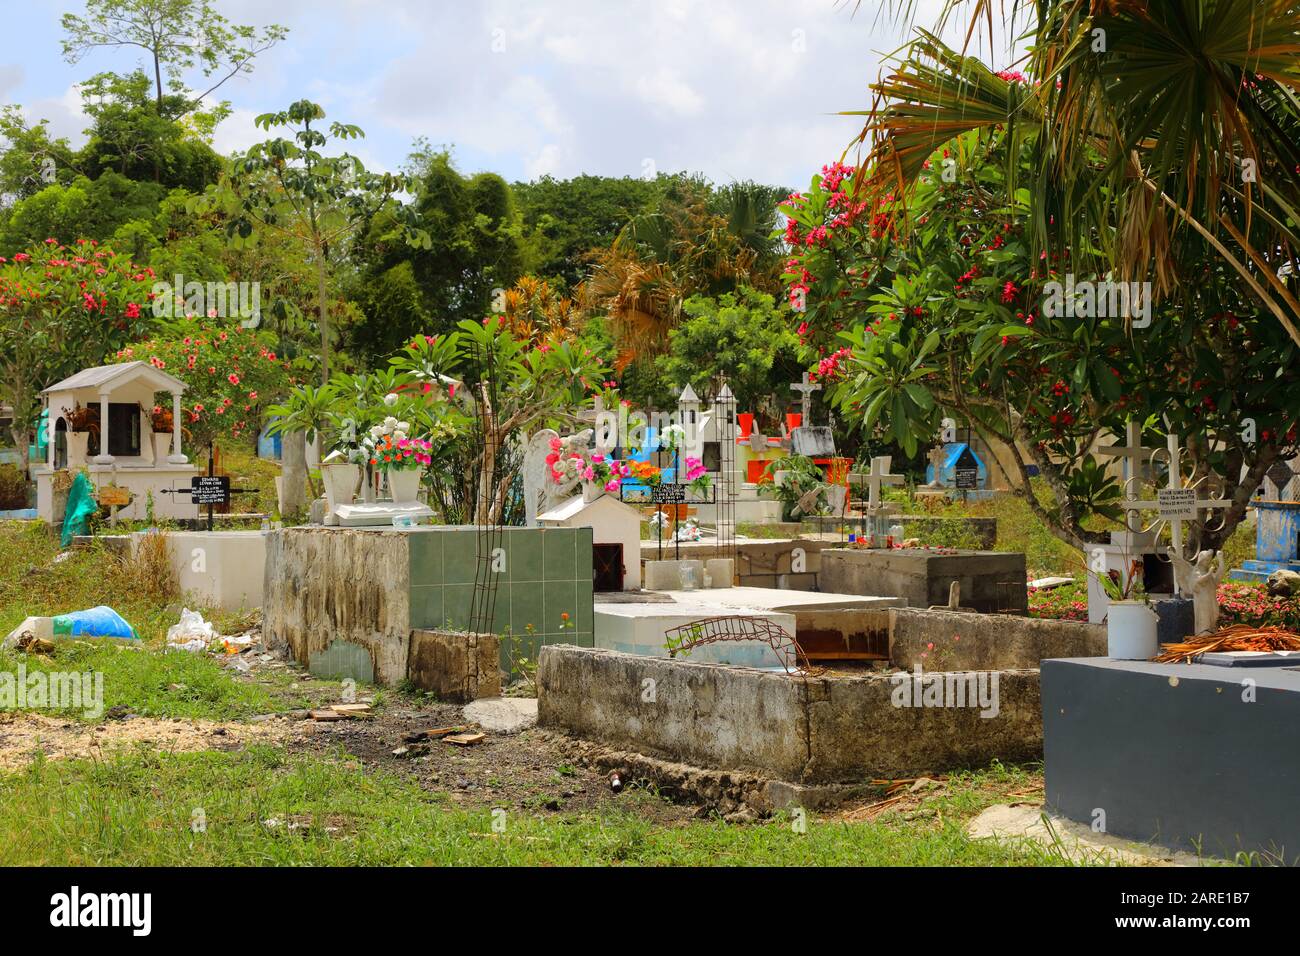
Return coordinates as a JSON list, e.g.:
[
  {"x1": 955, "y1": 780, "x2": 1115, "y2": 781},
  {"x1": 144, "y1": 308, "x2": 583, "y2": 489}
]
[
  {"x1": 0, "y1": 711, "x2": 292, "y2": 770},
  {"x1": 289, "y1": 698, "x2": 696, "y2": 823}
]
